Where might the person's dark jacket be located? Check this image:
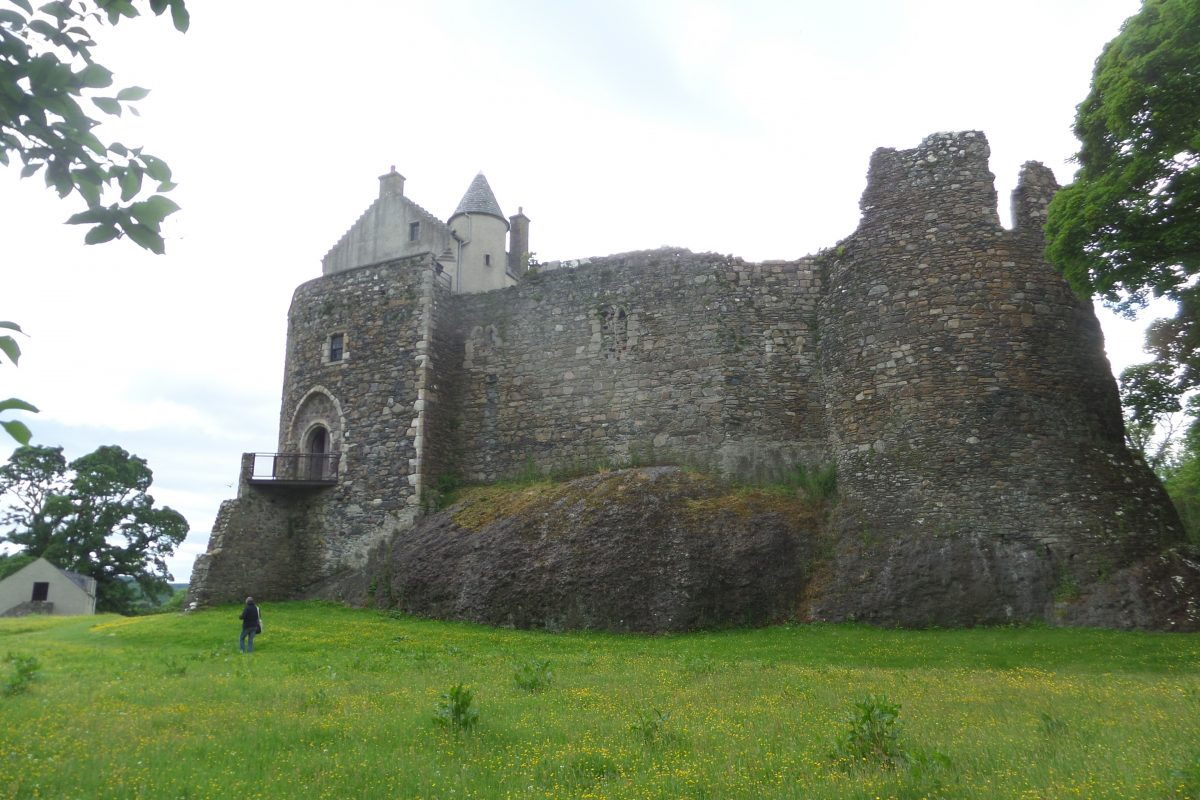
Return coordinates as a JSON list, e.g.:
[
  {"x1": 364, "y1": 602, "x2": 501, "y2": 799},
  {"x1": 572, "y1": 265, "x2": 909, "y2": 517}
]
[{"x1": 240, "y1": 603, "x2": 260, "y2": 631}]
